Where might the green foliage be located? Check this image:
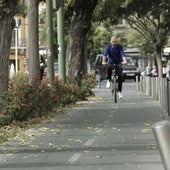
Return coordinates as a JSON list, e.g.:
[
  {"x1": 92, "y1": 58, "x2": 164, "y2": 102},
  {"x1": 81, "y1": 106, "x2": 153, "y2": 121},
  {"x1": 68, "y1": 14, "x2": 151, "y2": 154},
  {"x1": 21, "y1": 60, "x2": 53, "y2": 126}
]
[
  {"x1": 0, "y1": 0, "x2": 3, "y2": 8},
  {"x1": 92, "y1": 0, "x2": 121, "y2": 24},
  {"x1": 0, "y1": 73, "x2": 95, "y2": 126},
  {"x1": 127, "y1": 30, "x2": 154, "y2": 55},
  {"x1": 0, "y1": 0, "x2": 26, "y2": 15},
  {"x1": 87, "y1": 23, "x2": 129, "y2": 63},
  {"x1": 87, "y1": 23, "x2": 110, "y2": 60},
  {"x1": 90, "y1": 0, "x2": 170, "y2": 74},
  {"x1": 118, "y1": 0, "x2": 170, "y2": 48},
  {"x1": 87, "y1": 0, "x2": 129, "y2": 63}
]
